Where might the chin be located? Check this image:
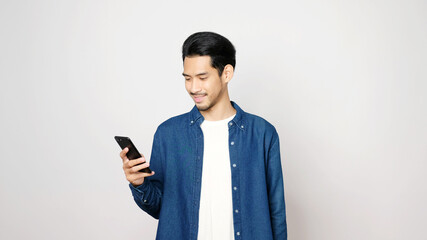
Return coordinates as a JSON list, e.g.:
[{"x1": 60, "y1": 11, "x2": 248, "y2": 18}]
[{"x1": 195, "y1": 102, "x2": 211, "y2": 111}]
